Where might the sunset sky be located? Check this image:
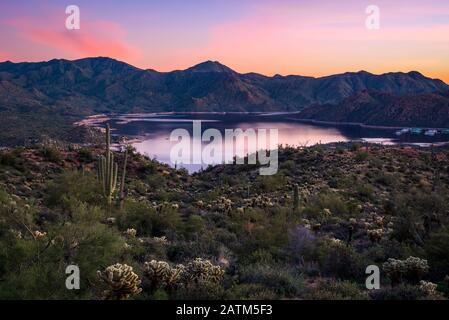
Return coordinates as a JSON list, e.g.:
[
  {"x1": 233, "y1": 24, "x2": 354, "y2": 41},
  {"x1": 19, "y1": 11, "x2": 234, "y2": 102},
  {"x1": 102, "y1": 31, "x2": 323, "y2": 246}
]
[{"x1": 1, "y1": 0, "x2": 448, "y2": 82}]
